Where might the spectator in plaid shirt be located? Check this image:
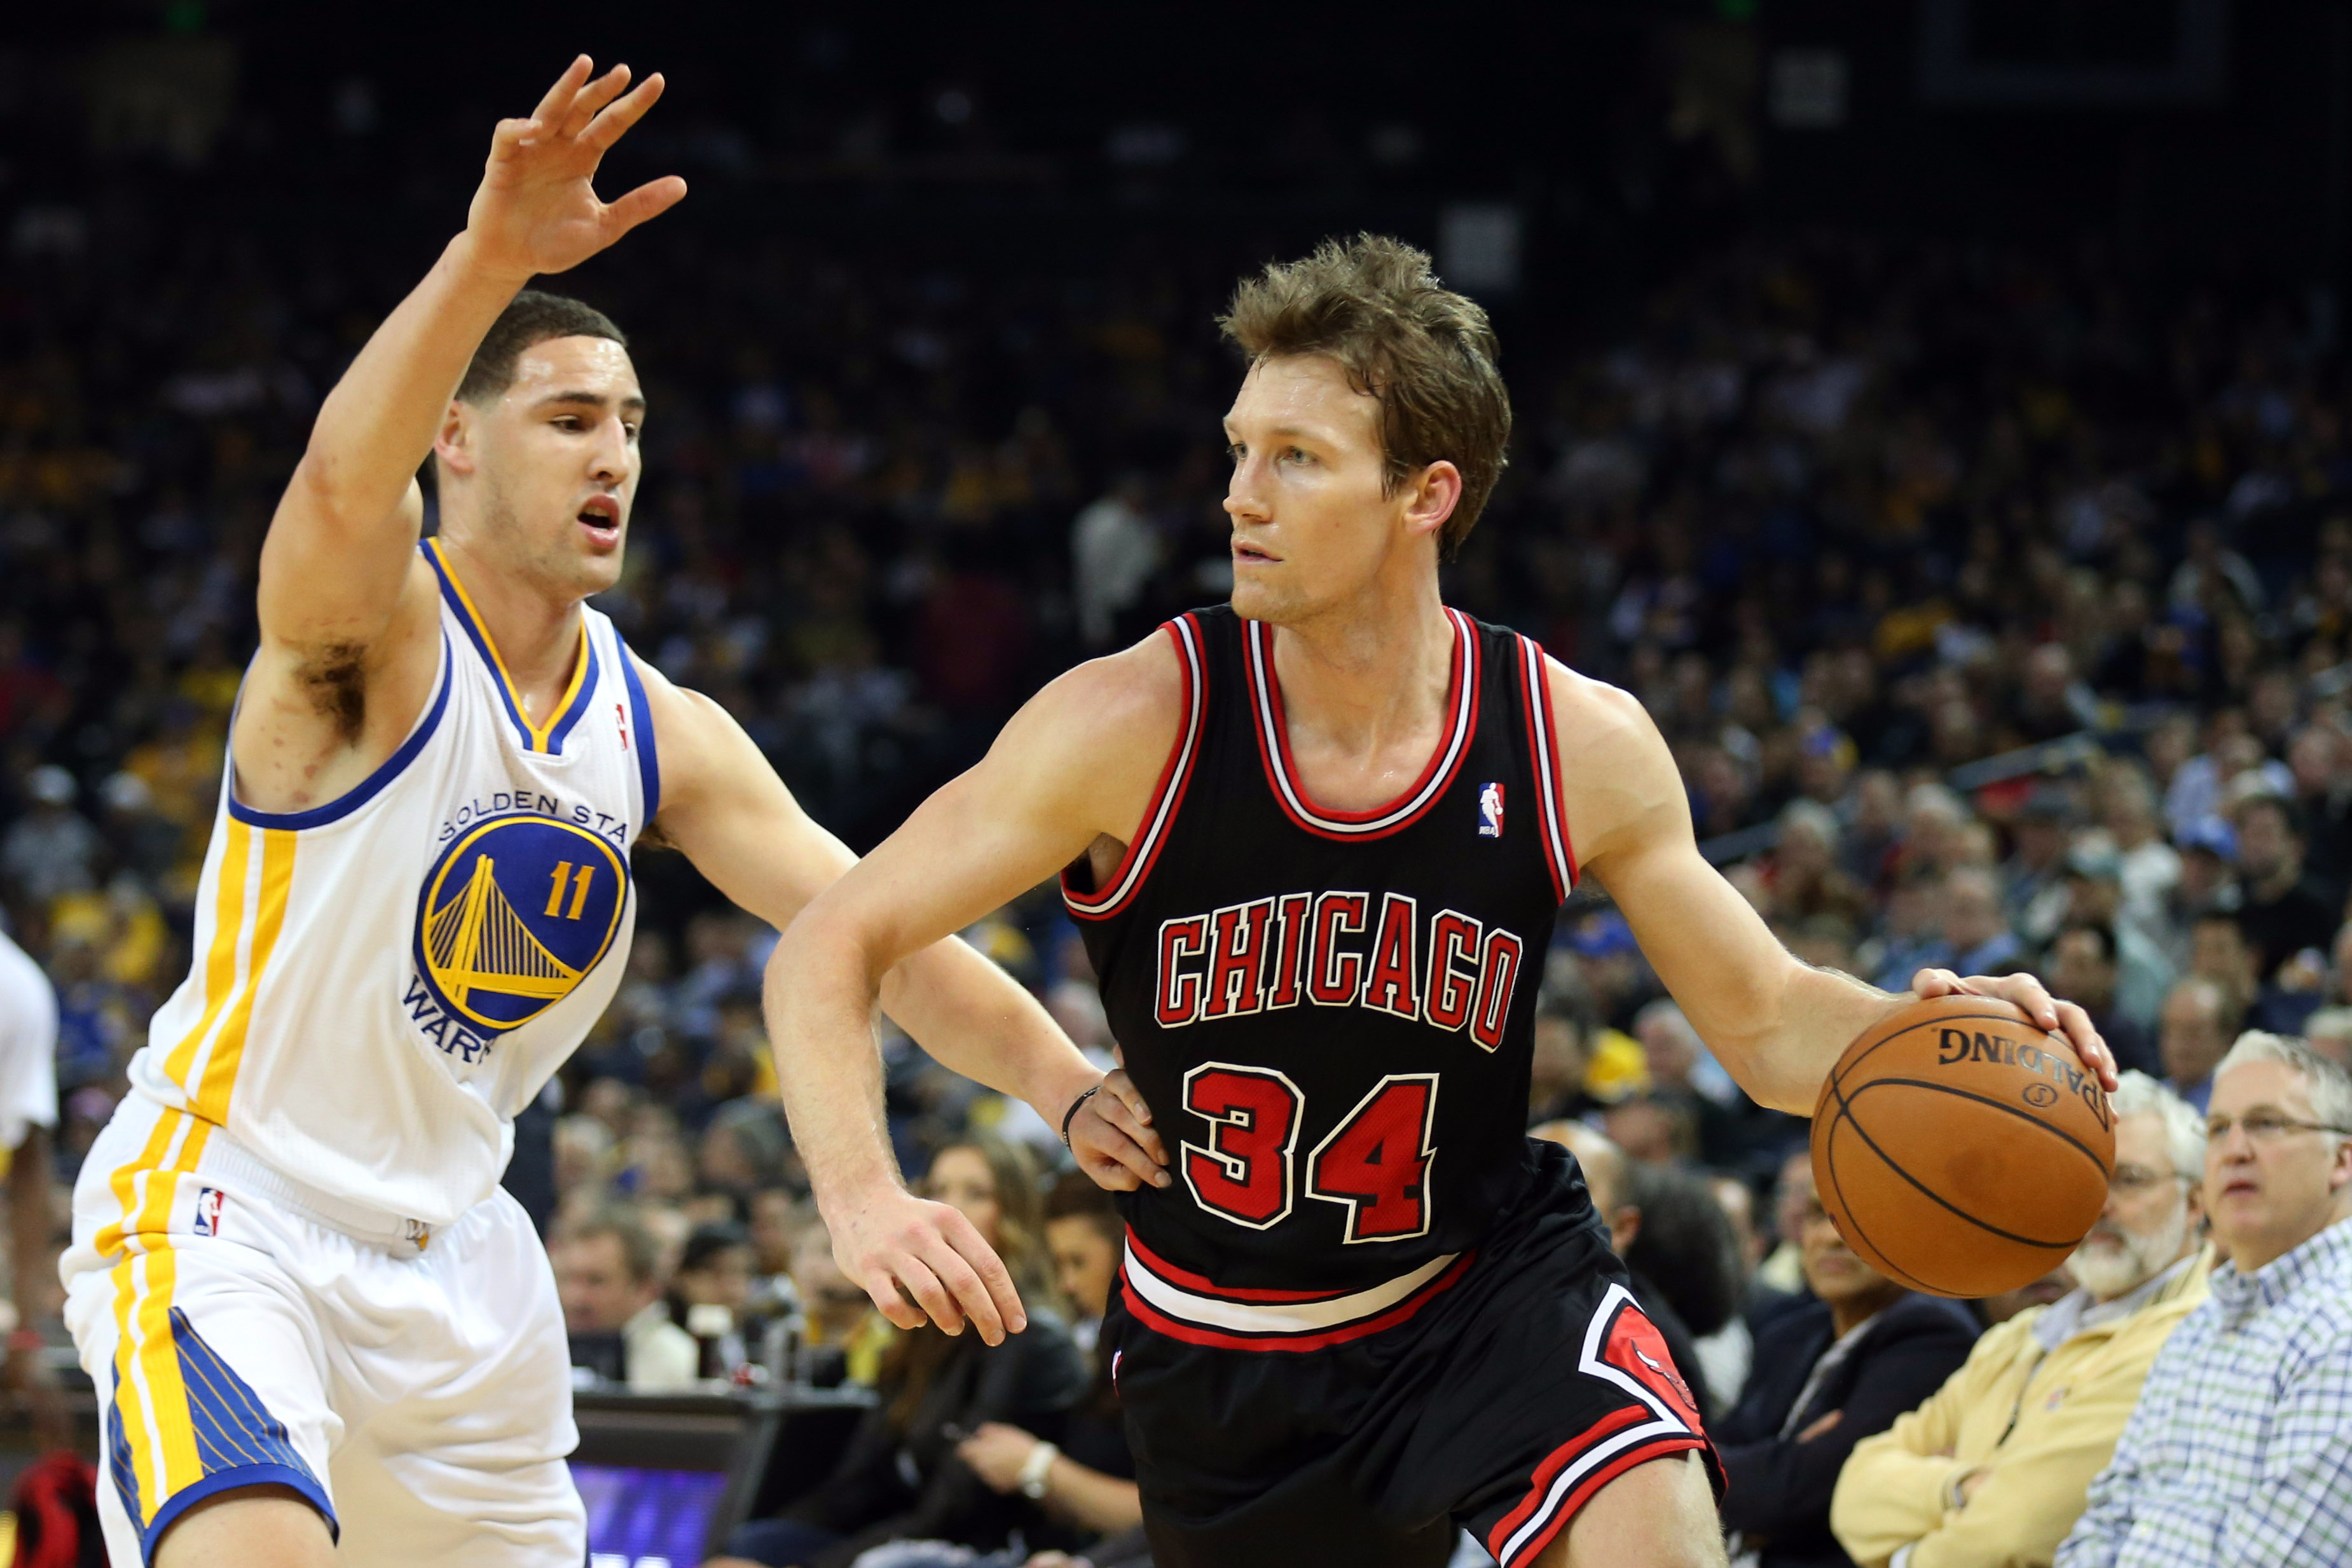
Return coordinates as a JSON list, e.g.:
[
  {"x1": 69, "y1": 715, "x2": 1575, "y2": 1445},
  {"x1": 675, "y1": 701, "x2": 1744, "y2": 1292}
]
[{"x1": 2056, "y1": 1033, "x2": 2352, "y2": 1568}]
